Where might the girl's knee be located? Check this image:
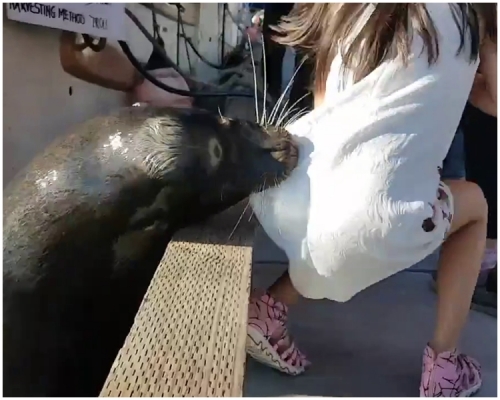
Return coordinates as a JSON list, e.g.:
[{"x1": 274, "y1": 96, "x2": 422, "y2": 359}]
[
  {"x1": 463, "y1": 181, "x2": 488, "y2": 222},
  {"x1": 445, "y1": 180, "x2": 488, "y2": 232}
]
